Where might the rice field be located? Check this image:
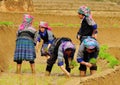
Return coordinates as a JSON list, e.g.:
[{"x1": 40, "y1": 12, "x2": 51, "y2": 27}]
[{"x1": 0, "y1": 0, "x2": 120, "y2": 85}]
